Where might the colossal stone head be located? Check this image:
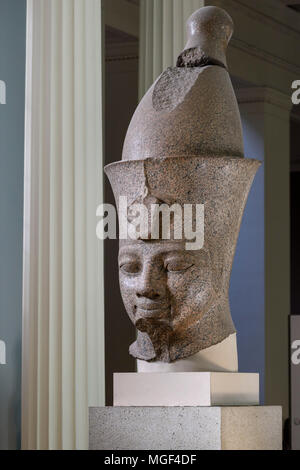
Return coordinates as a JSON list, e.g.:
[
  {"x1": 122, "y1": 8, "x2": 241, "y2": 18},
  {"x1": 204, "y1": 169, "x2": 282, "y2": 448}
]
[{"x1": 105, "y1": 6, "x2": 260, "y2": 363}]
